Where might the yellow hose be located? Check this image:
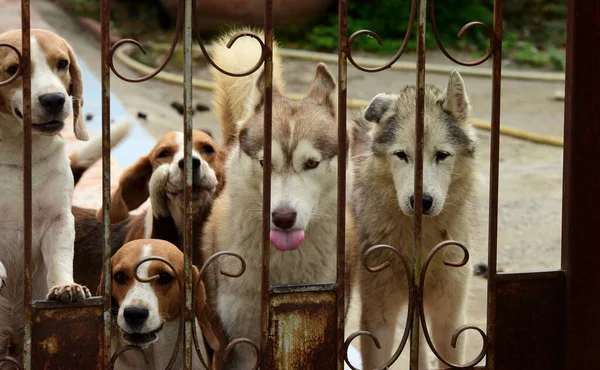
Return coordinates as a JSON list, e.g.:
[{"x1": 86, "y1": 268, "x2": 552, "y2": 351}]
[{"x1": 113, "y1": 43, "x2": 564, "y2": 148}]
